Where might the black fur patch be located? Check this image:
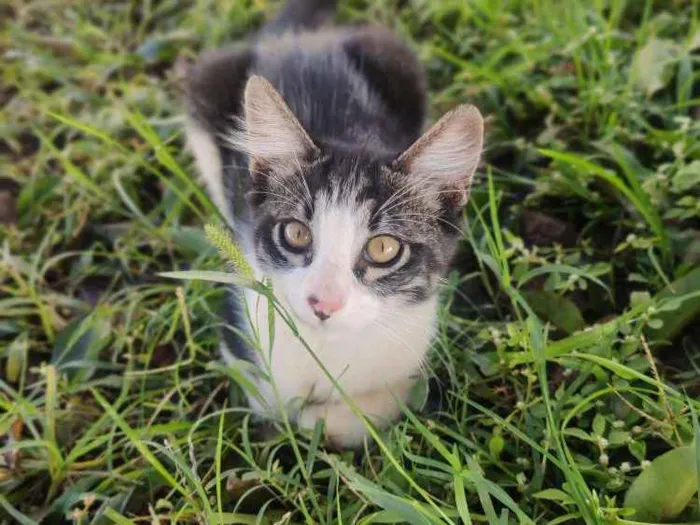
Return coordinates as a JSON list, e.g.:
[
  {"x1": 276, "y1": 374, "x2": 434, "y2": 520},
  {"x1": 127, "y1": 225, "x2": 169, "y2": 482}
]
[{"x1": 221, "y1": 287, "x2": 254, "y2": 361}]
